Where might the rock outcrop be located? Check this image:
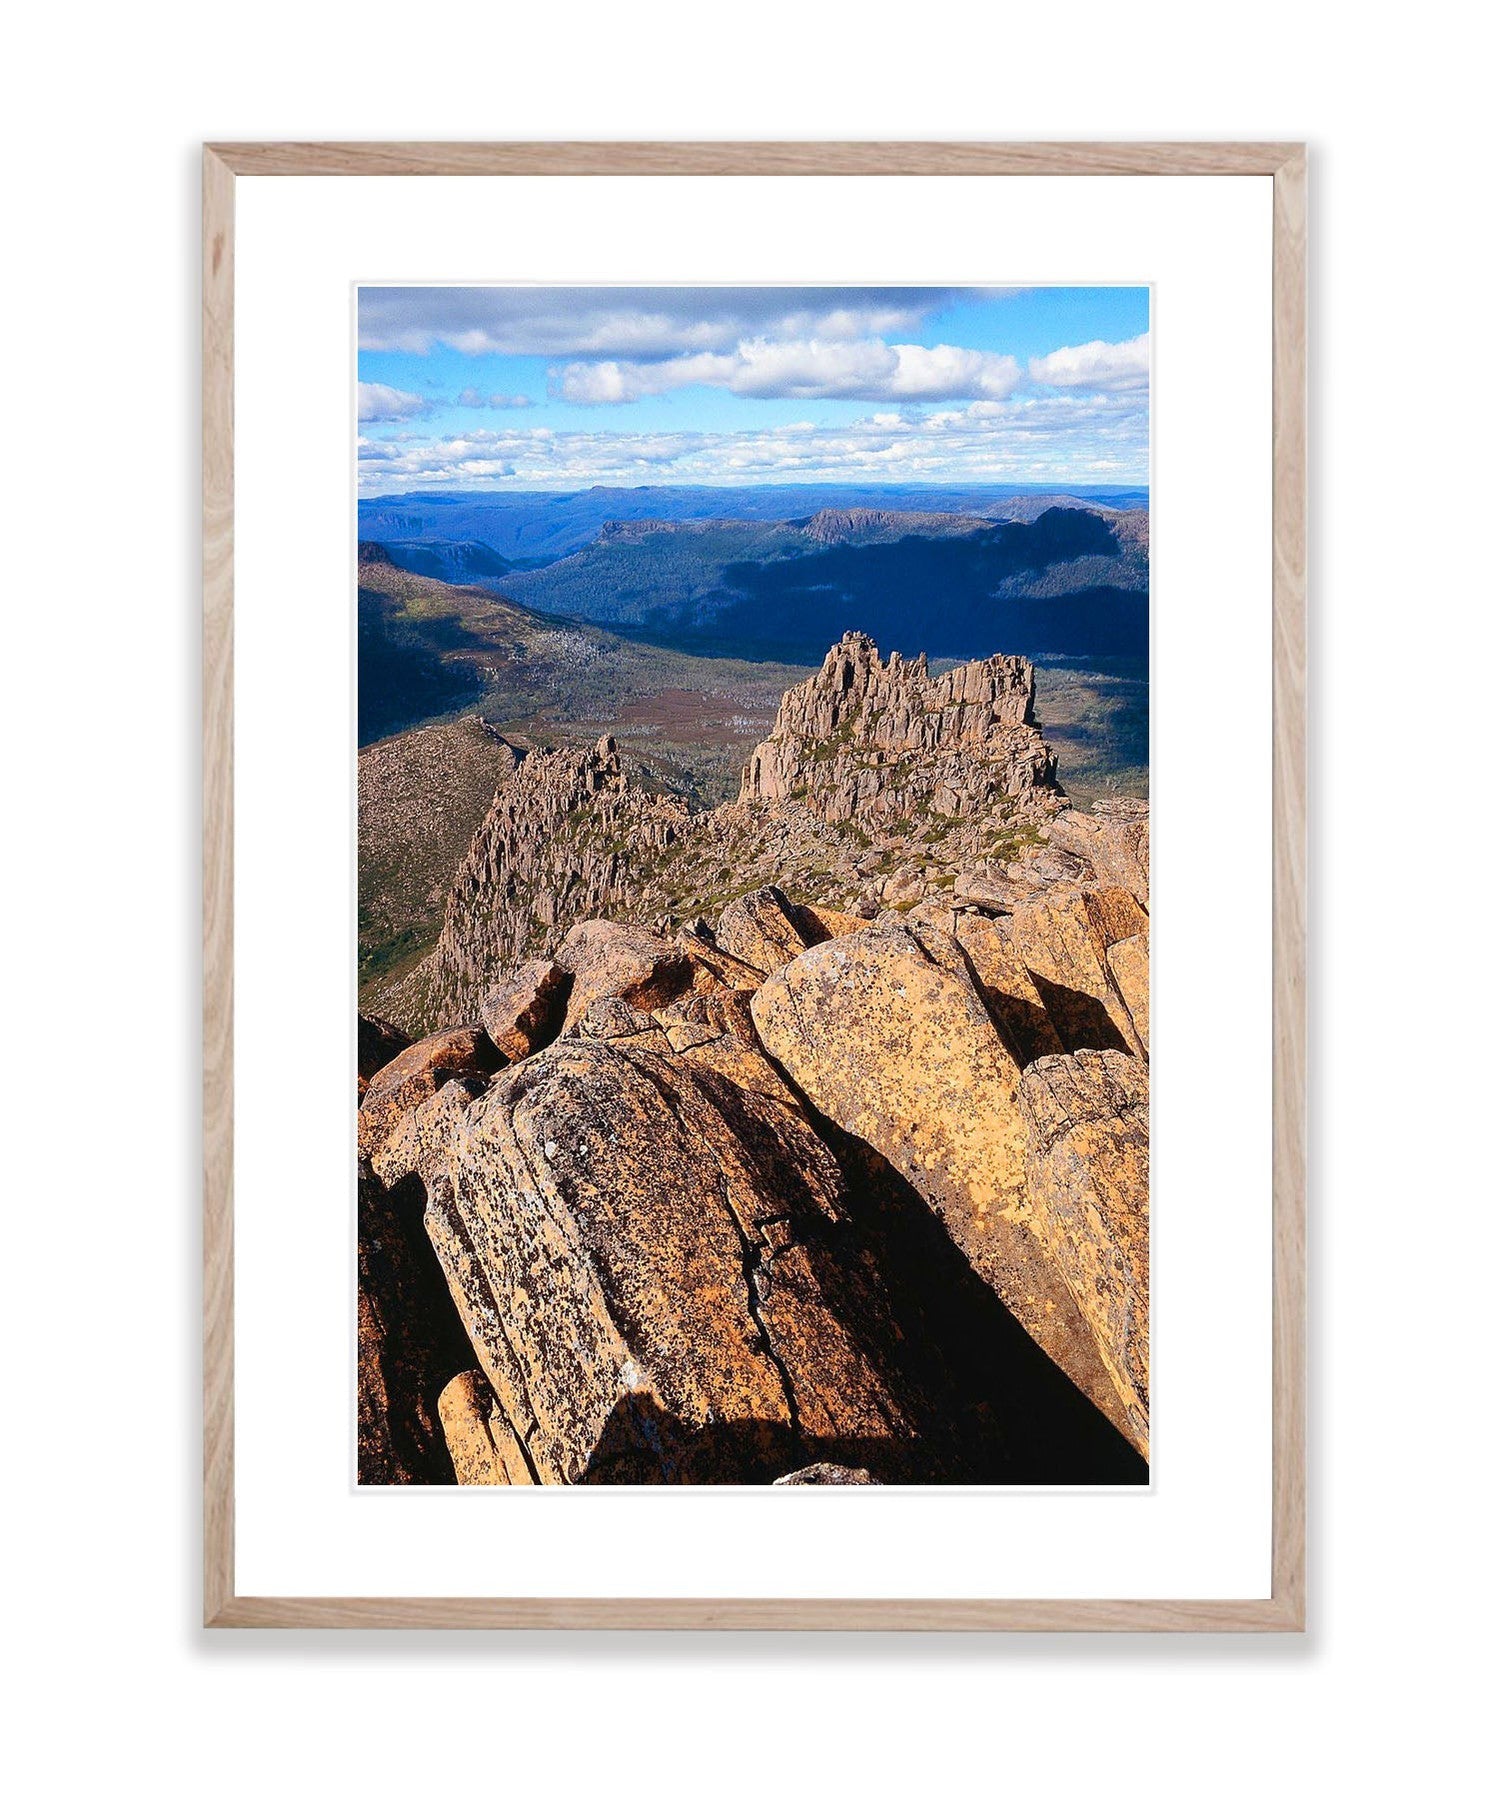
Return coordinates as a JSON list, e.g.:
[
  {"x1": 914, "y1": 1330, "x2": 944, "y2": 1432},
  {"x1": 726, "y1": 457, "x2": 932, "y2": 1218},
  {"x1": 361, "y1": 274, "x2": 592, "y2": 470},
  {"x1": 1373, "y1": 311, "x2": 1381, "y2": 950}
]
[
  {"x1": 1022, "y1": 1051, "x2": 1150, "y2": 1449},
  {"x1": 418, "y1": 735, "x2": 691, "y2": 1027},
  {"x1": 478, "y1": 958, "x2": 567, "y2": 1060},
  {"x1": 750, "y1": 924, "x2": 1134, "y2": 1441},
  {"x1": 740, "y1": 631, "x2": 1062, "y2": 826},
  {"x1": 418, "y1": 1036, "x2": 934, "y2": 1484},
  {"x1": 357, "y1": 633, "x2": 1153, "y2": 1484},
  {"x1": 372, "y1": 637, "x2": 1082, "y2": 1037},
  {"x1": 357, "y1": 1025, "x2": 503, "y2": 1166}
]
